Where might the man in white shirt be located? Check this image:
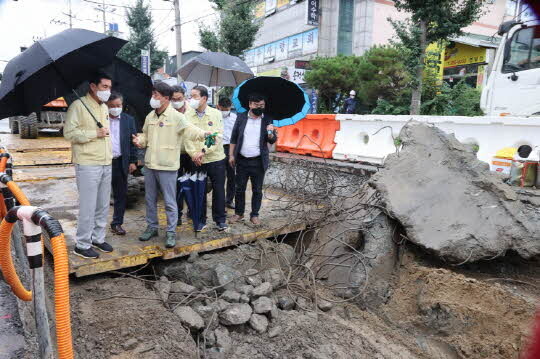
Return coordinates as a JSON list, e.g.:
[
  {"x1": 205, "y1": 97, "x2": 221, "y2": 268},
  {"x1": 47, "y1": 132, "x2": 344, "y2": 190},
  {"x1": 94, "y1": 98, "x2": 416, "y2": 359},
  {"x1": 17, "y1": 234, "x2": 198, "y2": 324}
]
[
  {"x1": 106, "y1": 92, "x2": 138, "y2": 236},
  {"x1": 217, "y1": 97, "x2": 237, "y2": 209},
  {"x1": 228, "y1": 93, "x2": 277, "y2": 225}
]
